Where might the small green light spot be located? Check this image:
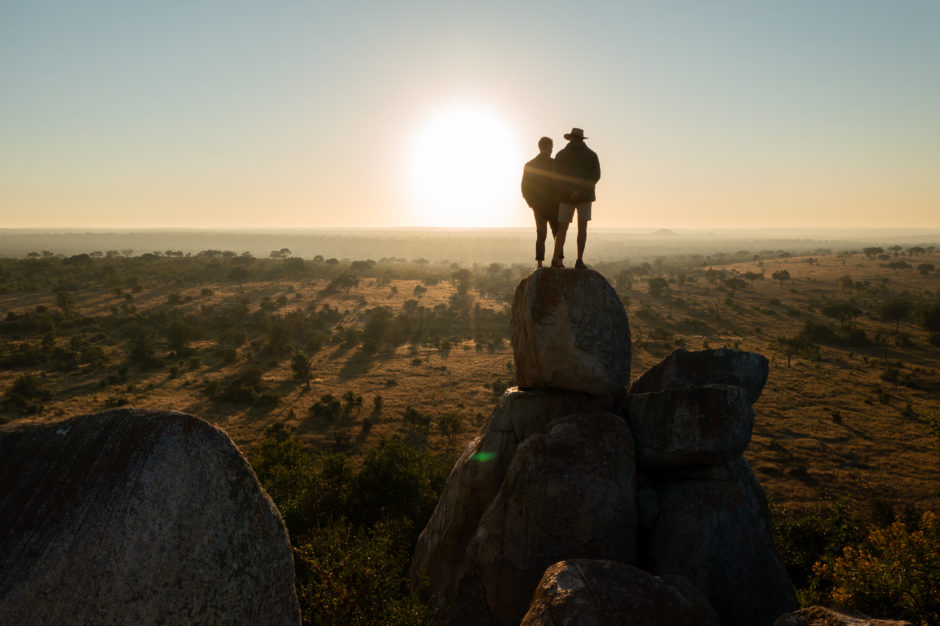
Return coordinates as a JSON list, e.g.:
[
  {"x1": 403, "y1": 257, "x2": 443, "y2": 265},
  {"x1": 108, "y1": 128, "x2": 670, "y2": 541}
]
[{"x1": 471, "y1": 452, "x2": 497, "y2": 462}]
